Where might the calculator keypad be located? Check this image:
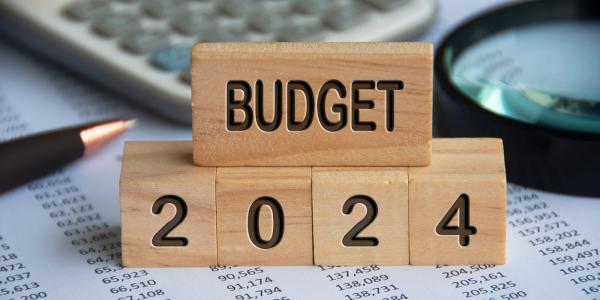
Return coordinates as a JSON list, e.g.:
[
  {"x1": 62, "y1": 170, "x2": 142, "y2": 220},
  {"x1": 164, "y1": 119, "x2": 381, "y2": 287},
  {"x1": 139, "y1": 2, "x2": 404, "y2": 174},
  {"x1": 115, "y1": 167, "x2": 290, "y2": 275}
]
[
  {"x1": 324, "y1": 2, "x2": 371, "y2": 30},
  {"x1": 63, "y1": 0, "x2": 411, "y2": 84},
  {"x1": 142, "y1": 0, "x2": 192, "y2": 18},
  {"x1": 92, "y1": 14, "x2": 140, "y2": 37},
  {"x1": 121, "y1": 30, "x2": 170, "y2": 53},
  {"x1": 170, "y1": 13, "x2": 217, "y2": 35},
  {"x1": 65, "y1": 0, "x2": 111, "y2": 20},
  {"x1": 151, "y1": 44, "x2": 194, "y2": 71}
]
